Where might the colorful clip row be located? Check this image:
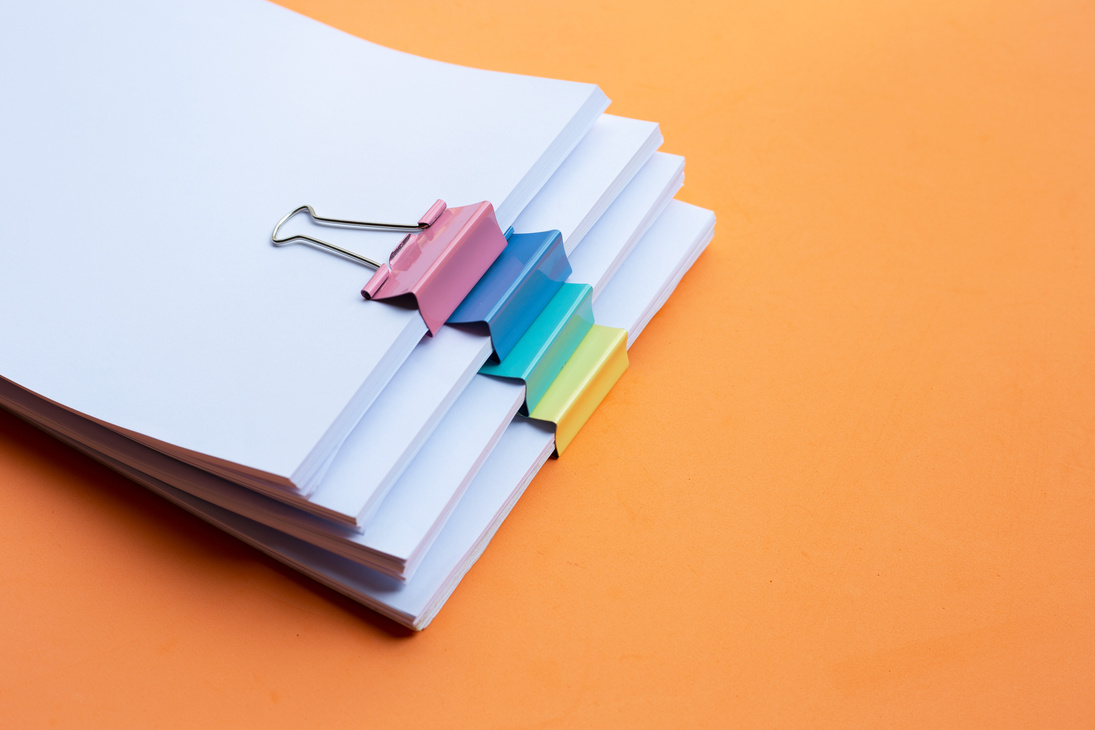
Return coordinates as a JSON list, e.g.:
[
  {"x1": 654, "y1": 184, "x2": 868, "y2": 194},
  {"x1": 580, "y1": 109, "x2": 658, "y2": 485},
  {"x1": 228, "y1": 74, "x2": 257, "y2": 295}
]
[{"x1": 273, "y1": 199, "x2": 629, "y2": 455}]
